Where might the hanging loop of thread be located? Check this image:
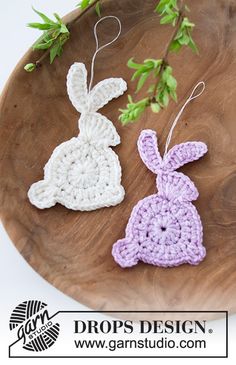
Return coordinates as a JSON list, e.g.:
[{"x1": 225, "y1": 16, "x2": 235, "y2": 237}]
[
  {"x1": 163, "y1": 81, "x2": 206, "y2": 157},
  {"x1": 89, "y1": 16, "x2": 122, "y2": 92}
]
